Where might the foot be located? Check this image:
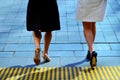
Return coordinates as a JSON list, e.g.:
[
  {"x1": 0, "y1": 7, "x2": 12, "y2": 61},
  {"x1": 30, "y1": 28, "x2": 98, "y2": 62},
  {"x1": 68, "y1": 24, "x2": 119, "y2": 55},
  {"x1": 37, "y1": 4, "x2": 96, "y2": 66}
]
[
  {"x1": 43, "y1": 53, "x2": 51, "y2": 62},
  {"x1": 33, "y1": 48, "x2": 40, "y2": 65},
  {"x1": 86, "y1": 50, "x2": 91, "y2": 61},
  {"x1": 90, "y1": 51, "x2": 97, "y2": 67}
]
